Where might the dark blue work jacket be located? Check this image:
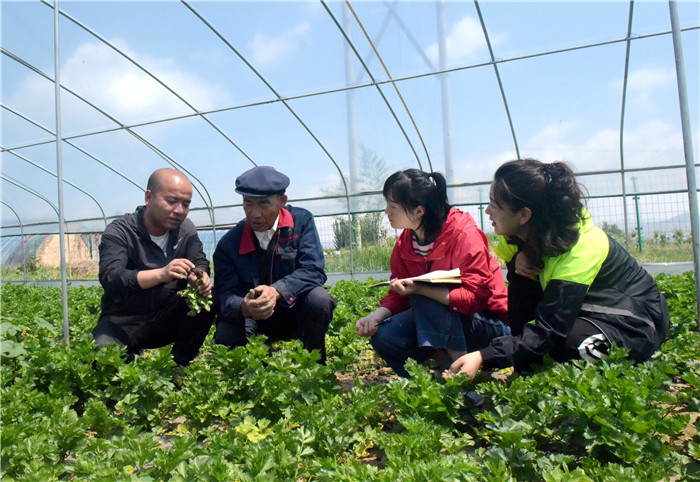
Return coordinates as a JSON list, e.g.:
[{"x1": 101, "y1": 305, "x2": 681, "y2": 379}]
[{"x1": 213, "y1": 205, "x2": 327, "y2": 323}]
